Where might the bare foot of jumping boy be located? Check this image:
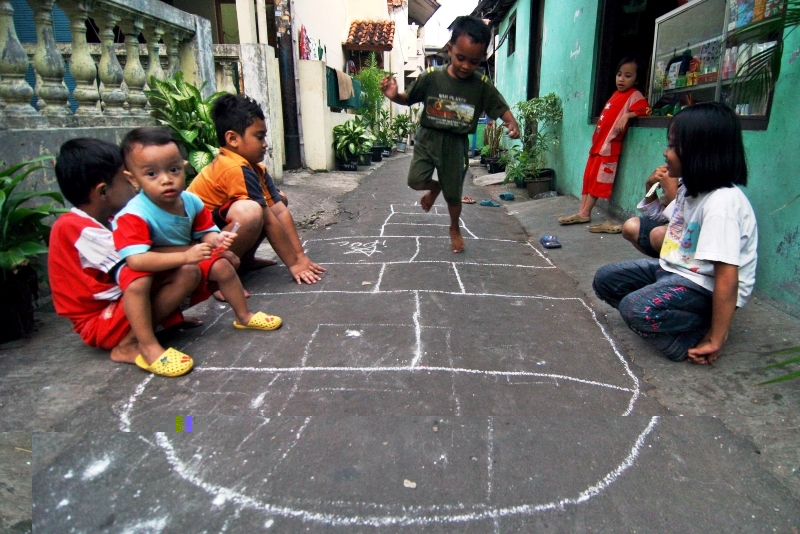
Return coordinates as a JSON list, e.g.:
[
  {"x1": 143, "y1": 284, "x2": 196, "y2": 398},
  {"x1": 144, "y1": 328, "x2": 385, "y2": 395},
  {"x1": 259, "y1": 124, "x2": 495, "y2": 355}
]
[
  {"x1": 419, "y1": 182, "x2": 442, "y2": 212},
  {"x1": 450, "y1": 228, "x2": 465, "y2": 253}
]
